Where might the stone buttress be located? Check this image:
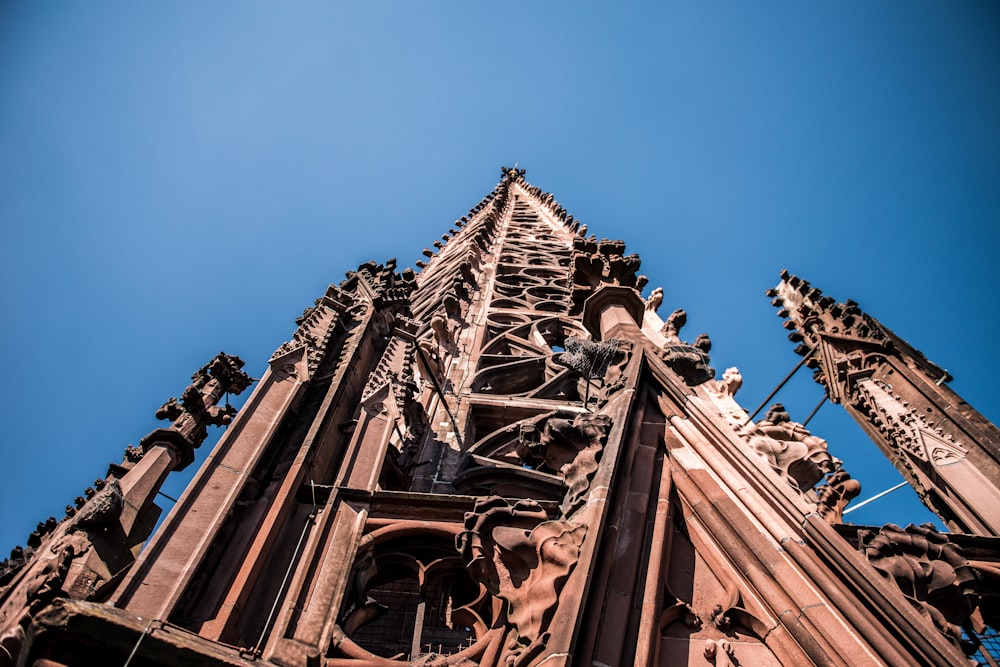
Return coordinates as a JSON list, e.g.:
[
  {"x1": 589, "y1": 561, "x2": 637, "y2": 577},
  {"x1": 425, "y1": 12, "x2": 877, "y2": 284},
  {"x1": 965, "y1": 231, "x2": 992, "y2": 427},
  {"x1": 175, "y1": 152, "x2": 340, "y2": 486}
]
[{"x1": 4, "y1": 169, "x2": 998, "y2": 667}]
